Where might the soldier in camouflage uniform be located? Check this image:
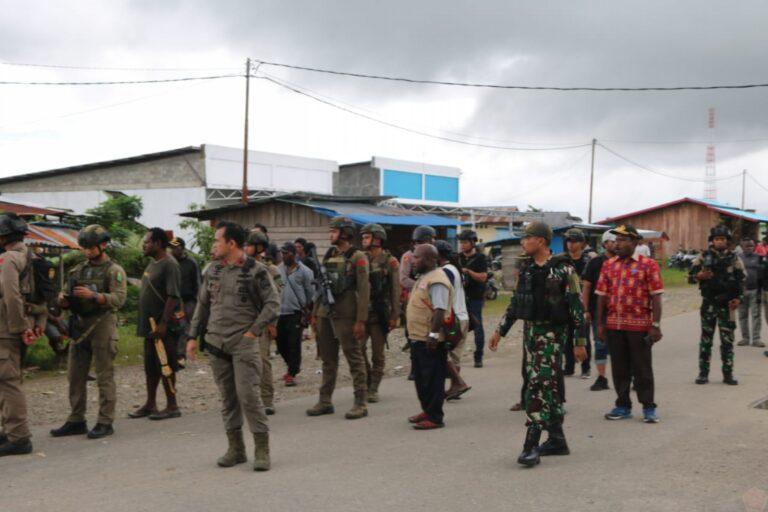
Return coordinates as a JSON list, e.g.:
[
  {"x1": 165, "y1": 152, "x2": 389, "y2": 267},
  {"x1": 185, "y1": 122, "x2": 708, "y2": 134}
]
[
  {"x1": 489, "y1": 221, "x2": 587, "y2": 468},
  {"x1": 187, "y1": 221, "x2": 280, "y2": 471},
  {"x1": 307, "y1": 217, "x2": 371, "y2": 420},
  {"x1": 360, "y1": 223, "x2": 400, "y2": 403},
  {"x1": 51, "y1": 225, "x2": 127, "y2": 440},
  {"x1": 244, "y1": 230, "x2": 283, "y2": 415},
  {"x1": 689, "y1": 225, "x2": 745, "y2": 385}
]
